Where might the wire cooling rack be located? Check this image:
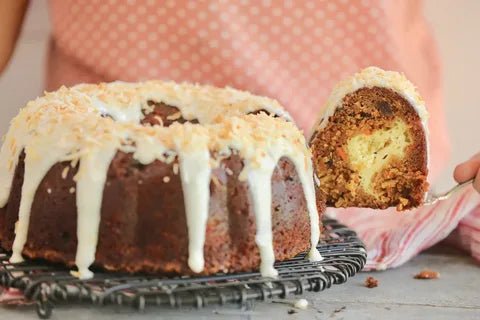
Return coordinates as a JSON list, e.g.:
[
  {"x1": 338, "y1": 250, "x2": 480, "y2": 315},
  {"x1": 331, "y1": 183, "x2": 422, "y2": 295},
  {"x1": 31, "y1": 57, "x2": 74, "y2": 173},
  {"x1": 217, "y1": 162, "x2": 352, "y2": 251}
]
[{"x1": 0, "y1": 218, "x2": 366, "y2": 319}]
